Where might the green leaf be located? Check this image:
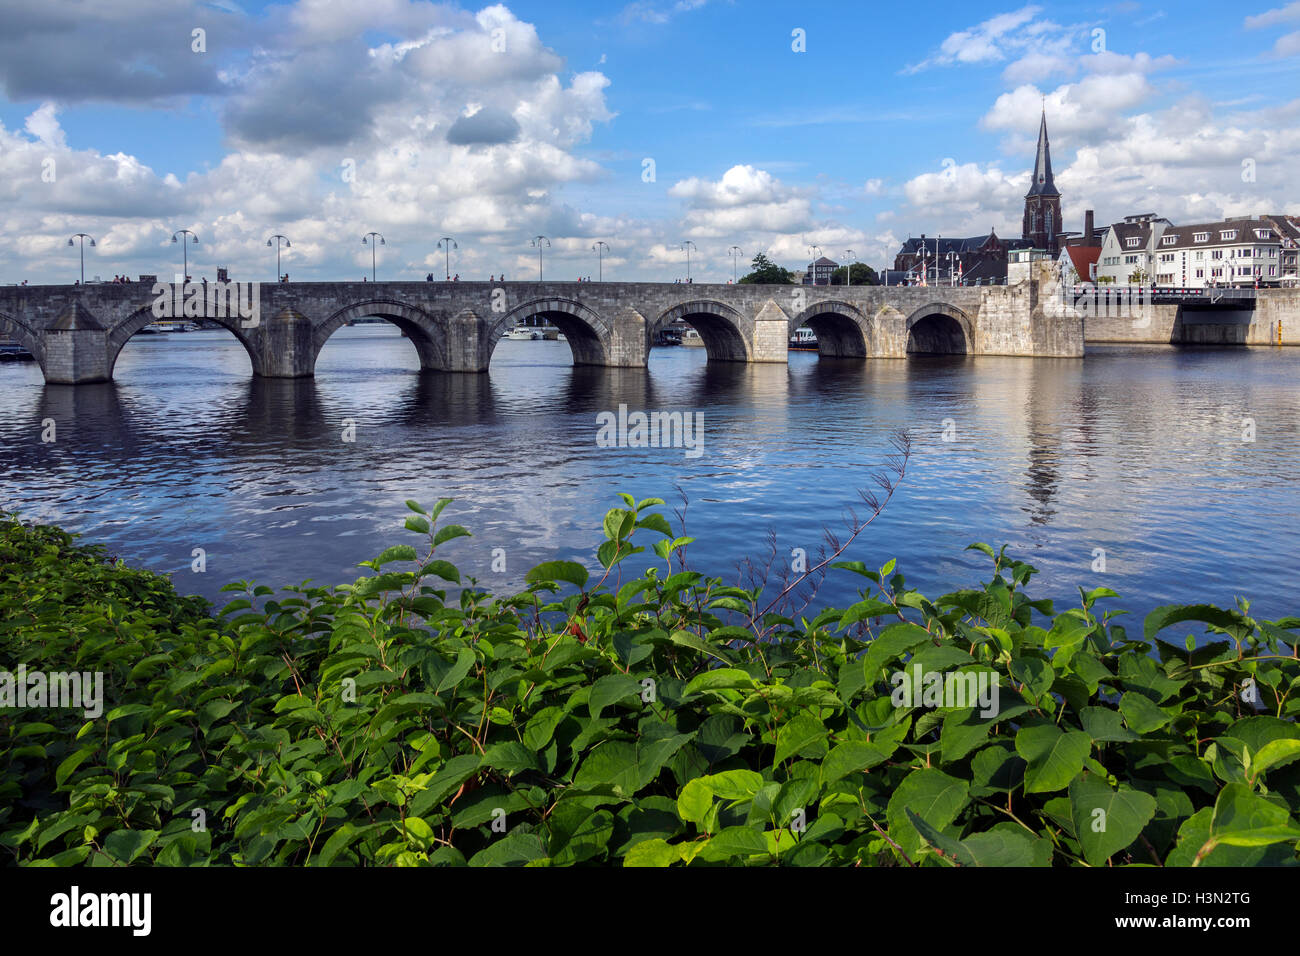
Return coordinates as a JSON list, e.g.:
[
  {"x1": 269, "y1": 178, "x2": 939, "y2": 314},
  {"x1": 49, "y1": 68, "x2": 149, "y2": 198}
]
[
  {"x1": 1209, "y1": 783, "x2": 1300, "y2": 848},
  {"x1": 886, "y1": 768, "x2": 970, "y2": 856},
  {"x1": 432, "y1": 524, "x2": 472, "y2": 547},
  {"x1": 1119, "y1": 692, "x2": 1171, "y2": 733},
  {"x1": 677, "y1": 778, "x2": 712, "y2": 825},
  {"x1": 374, "y1": 545, "x2": 418, "y2": 566},
  {"x1": 773, "y1": 713, "x2": 828, "y2": 765},
  {"x1": 525, "y1": 561, "x2": 589, "y2": 589},
  {"x1": 861, "y1": 622, "x2": 934, "y2": 678},
  {"x1": 587, "y1": 674, "x2": 643, "y2": 718},
  {"x1": 1251, "y1": 739, "x2": 1300, "y2": 778},
  {"x1": 102, "y1": 828, "x2": 158, "y2": 864},
  {"x1": 1069, "y1": 774, "x2": 1158, "y2": 866},
  {"x1": 1015, "y1": 725, "x2": 1091, "y2": 794},
  {"x1": 623, "y1": 838, "x2": 679, "y2": 867},
  {"x1": 1143, "y1": 604, "x2": 1245, "y2": 642},
  {"x1": 684, "y1": 668, "x2": 756, "y2": 696},
  {"x1": 820, "y1": 741, "x2": 890, "y2": 787},
  {"x1": 436, "y1": 647, "x2": 476, "y2": 694}
]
